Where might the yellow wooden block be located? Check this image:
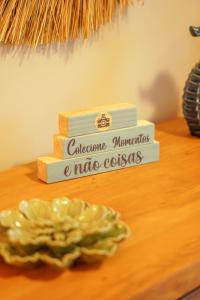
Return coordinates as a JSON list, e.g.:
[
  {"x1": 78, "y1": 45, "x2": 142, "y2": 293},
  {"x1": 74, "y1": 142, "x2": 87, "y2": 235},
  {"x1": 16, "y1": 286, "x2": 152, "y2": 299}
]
[
  {"x1": 59, "y1": 103, "x2": 137, "y2": 137},
  {"x1": 54, "y1": 120, "x2": 154, "y2": 159},
  {"x1": 38, "y1": 142, "x2": 160, "y2": 183}
]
